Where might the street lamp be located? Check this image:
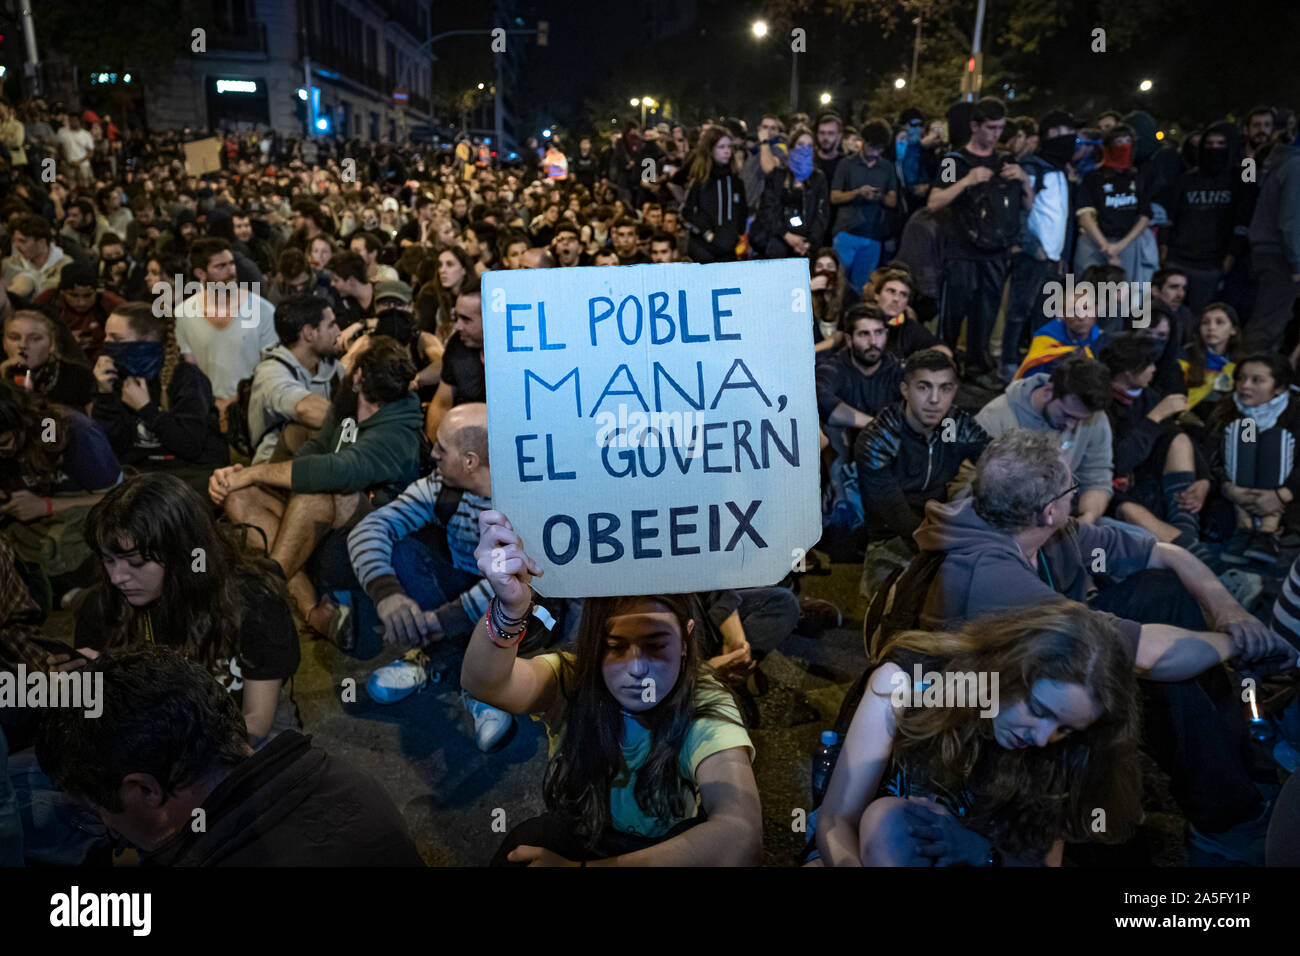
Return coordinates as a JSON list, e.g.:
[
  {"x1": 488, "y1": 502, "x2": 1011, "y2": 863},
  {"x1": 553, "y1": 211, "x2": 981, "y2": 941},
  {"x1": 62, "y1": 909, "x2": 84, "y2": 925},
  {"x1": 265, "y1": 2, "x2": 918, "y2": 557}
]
[
  {"x1": 1139, "y1": 79, "x2": 1153, "y2": 92},
  {"x1": 894, "y1": 77, "x2": 906, "y2": 89},
  {"x1": 819, "y1": 92, "x2": 832, "y2": 105},
  {"x1": 751, "y1": 20, "x2": 768, "y2": 38},
  {"x1": 630, "y1": 98, "x2": 640, "y2": 107},
  {"x1": 477, "y1": 82, "x2": 485, "y2": 90}
]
